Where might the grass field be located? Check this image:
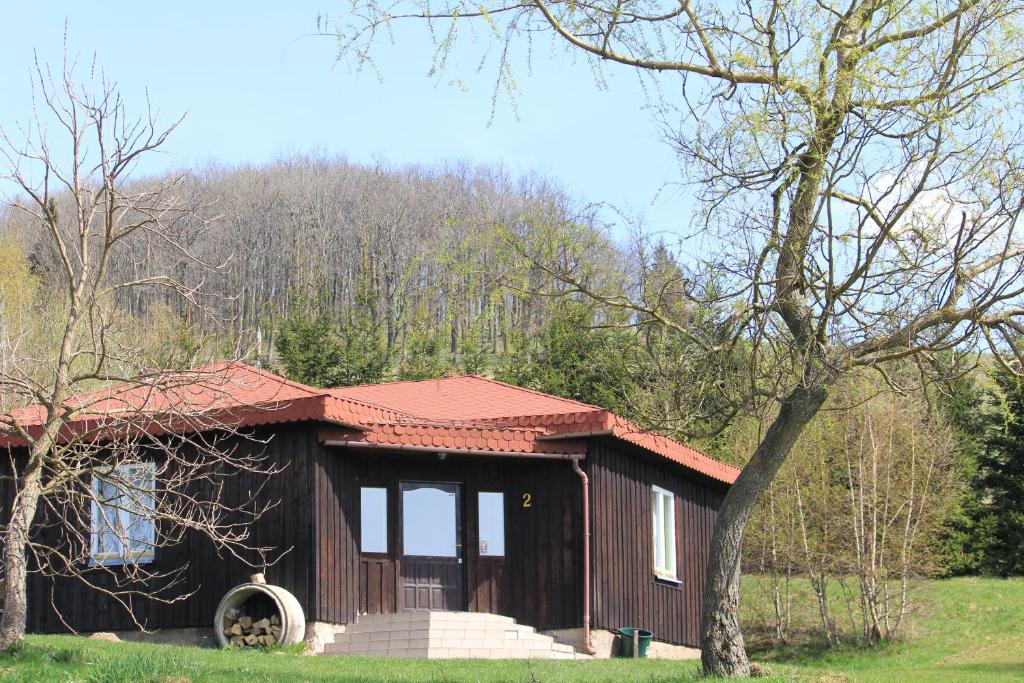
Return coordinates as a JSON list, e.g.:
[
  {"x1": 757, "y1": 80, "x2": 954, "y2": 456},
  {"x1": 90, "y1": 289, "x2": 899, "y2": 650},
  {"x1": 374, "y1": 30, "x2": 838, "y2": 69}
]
[
  {"x1": 746, "y1": 576, "x2": 1024, "y2": 682},
  {"x1": 0, "y1": 576, "x2": 1020, "y2": 682}
]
